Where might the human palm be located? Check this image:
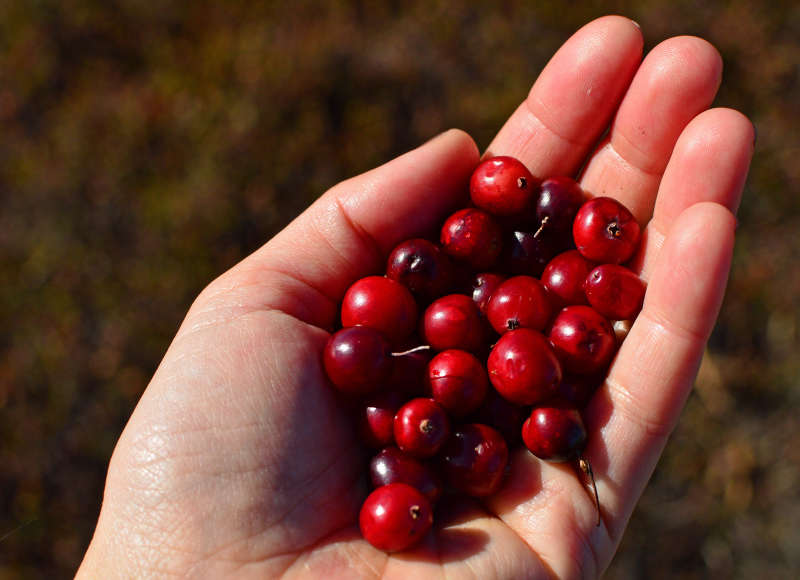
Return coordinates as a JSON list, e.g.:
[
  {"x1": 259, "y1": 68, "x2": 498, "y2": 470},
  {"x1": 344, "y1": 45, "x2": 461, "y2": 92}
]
[{"x1": 79, "y1": 16, "x2": 754, "y2": 579}]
